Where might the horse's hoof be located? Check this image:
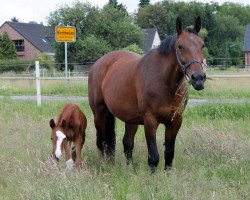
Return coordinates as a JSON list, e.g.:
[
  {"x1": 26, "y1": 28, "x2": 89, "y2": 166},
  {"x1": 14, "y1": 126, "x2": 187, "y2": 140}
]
[
  {"x1": 164, "y1": 166, "x2": 172, "y2": 171},
  {"x1": 150, "y1": 166, "x2": 156, "y2": 174}
]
